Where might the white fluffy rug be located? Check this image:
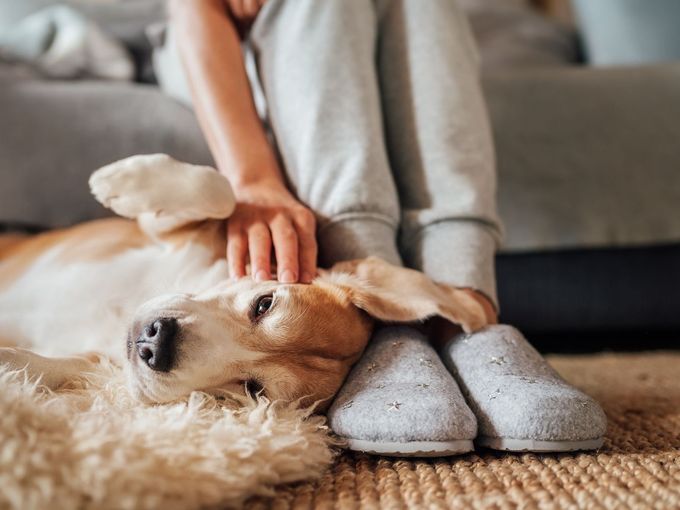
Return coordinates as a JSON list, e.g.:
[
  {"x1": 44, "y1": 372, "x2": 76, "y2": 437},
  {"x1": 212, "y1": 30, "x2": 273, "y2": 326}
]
[{"x1": 0, "y1": 363, "x2": 337, "y2": 509}]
